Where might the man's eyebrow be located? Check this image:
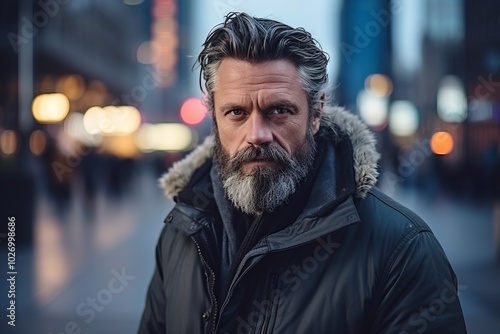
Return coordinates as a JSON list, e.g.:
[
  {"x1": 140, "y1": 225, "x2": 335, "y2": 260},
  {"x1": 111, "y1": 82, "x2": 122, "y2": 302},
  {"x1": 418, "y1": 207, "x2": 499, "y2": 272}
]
[
  {"x1": 218, "y1": 103, "x2": 244, "y2": 112},
  {"x1": 264, "y1": 100, "x2": 299, "y2": 112},
  {"x1": 218, "y1": 100, "x2": 300, "y2": 112}
]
